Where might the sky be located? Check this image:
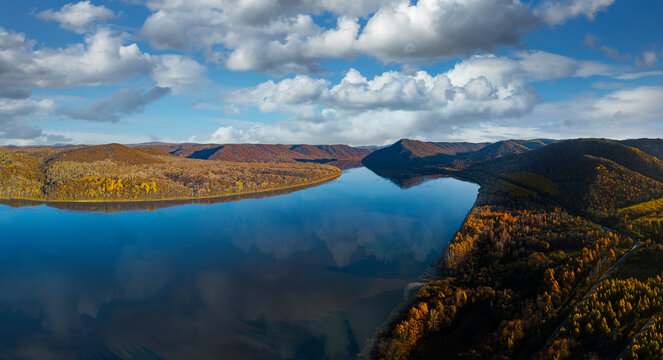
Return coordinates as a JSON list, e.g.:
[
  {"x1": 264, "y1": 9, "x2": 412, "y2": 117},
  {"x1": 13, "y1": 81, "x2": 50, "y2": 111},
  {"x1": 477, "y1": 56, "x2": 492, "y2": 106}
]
[{"x1": 0, "y1": 0, "x2": 662, "y2": 146}]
